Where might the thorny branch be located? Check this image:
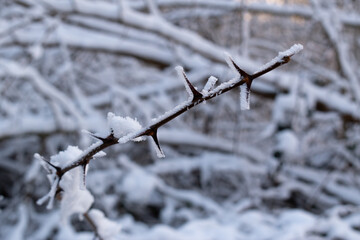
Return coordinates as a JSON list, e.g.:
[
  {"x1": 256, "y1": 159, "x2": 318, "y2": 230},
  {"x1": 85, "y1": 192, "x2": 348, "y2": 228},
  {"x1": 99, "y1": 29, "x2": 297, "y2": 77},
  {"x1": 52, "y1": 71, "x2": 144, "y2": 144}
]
[{"x1": 39, "y1": 44, "x2": 302, "y2": 204}]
